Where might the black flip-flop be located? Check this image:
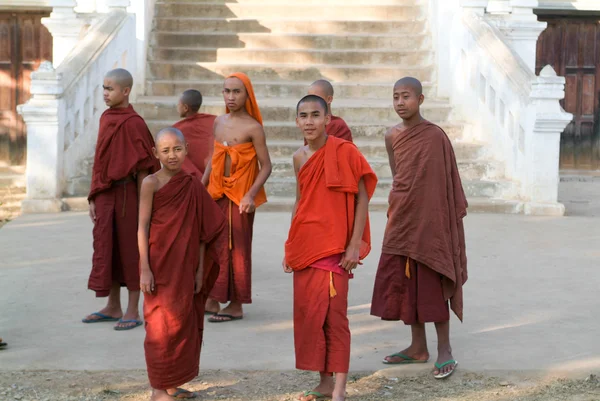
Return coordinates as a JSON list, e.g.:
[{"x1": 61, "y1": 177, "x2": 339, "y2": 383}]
[
  {"x1": 0, "y1": 342, "x2": 7, "y2": 349},
  {"x1": 167, "y1": 387, "x2": 197, "y2": 399},
  {"x1": 208, "y1": 314, "x2": 243, "y2": 323}
]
